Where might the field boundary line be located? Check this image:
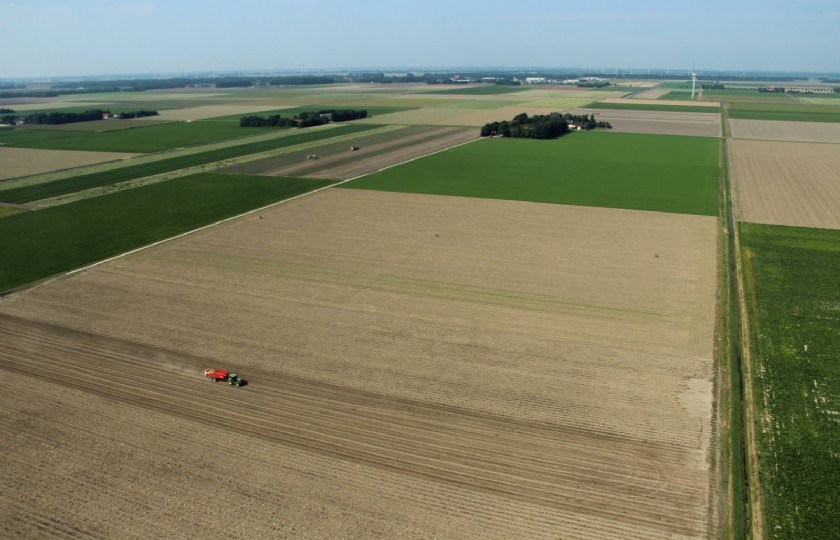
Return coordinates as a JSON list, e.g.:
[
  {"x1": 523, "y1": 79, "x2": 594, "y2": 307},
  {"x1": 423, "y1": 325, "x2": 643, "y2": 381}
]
[
  {"x1": 67, "y1": 134, "x2": 481, "y2": 277},
  {"x1": 724, "y1": 103, "x2": 765, "y2": 540}
]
